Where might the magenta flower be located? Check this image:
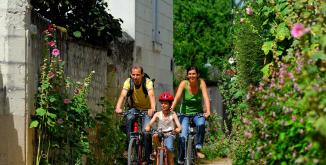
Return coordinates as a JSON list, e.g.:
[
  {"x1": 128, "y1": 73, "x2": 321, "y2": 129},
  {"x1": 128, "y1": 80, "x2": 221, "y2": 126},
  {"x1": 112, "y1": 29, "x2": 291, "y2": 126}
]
[
  {"x1": 48, "y1": 41, "x2": 56, "y2": 47},
  {"x1": 48, "y1": 24, "x2": 55, "y2": 32},
  {"x1": 246, "y1": 7, "x2": 253, "y2": 15},
  {"x1": 64, "y1": 99, "x2": 71, "y2": 104},
  {"x1": 51, "y1": 48, "x2": 60, "y2": 57},
  {"x1": 291, "y1": 23, "x2": 310, "y2": 38}
]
